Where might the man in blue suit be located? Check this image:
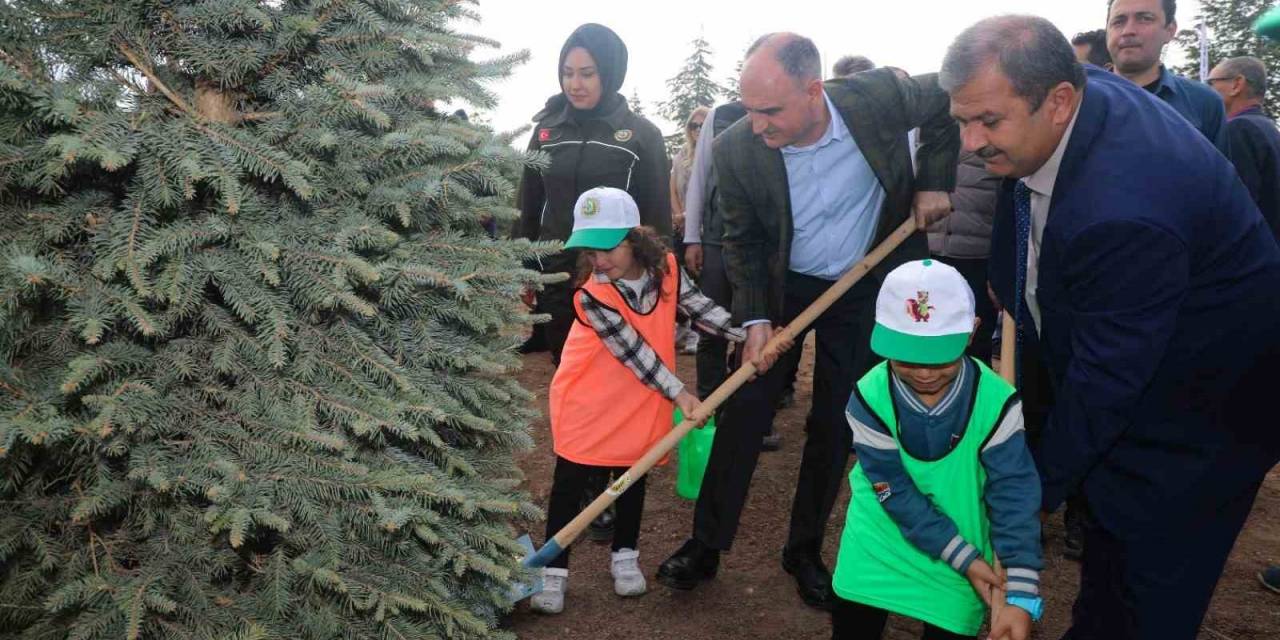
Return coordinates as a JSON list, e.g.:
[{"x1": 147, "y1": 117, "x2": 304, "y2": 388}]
[{"x1": 941, "y1": 15, "x2": 1280, "y2": 640}]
